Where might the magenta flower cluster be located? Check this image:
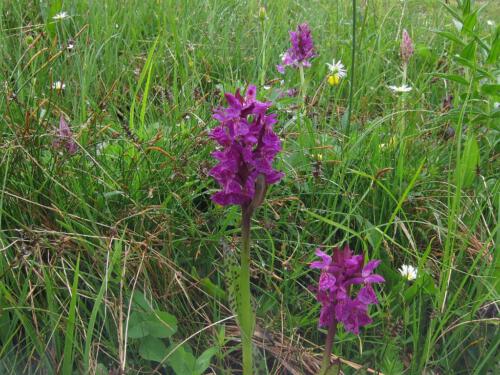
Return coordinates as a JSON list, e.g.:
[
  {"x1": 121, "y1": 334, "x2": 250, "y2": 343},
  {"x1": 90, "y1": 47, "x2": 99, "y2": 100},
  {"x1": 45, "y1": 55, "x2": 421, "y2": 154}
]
[
  {"x1": 209, "y1": 85, "x2": 284, "y2": 206},
  {"x1": 53, "y1": 115, "x2": 77, "y2": 155},
  {"x1": 277, "y1": 23, "x2": 316, "y2": 74},
  {"x1": 400, "y1": 29, "x2": 414, "y2": 65},
  {"x1": 310, "y1": 246, "x2": 384, "y2": 334}
]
